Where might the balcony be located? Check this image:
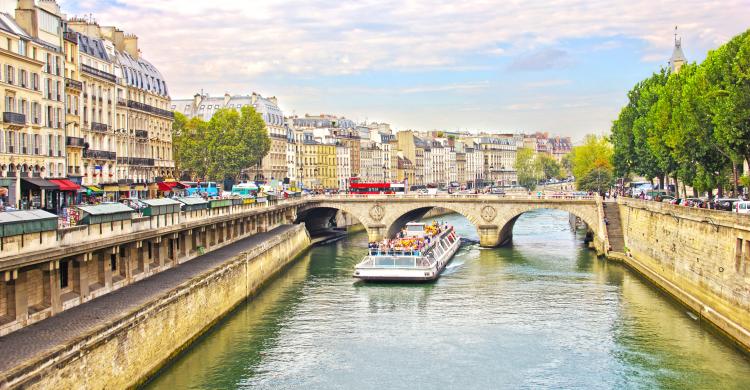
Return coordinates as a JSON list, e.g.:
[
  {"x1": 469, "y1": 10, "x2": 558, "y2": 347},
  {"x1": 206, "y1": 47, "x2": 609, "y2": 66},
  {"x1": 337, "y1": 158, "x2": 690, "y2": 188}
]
[
  {"x1": 80, "y1": 64, "x2": 116, "y2": 83},
  {"x1": 117, "y1": 98, "x2": 126, "y2": 106},
  {"x1": 63, "y1": 31, "x2": 77, "y2": 43},
  {"x1": 83, "y1": 149, "x2": 116, "y2": 160},
  {"x1": 126, "y1": 100, "x2": 174, "y2": 120},
  {"x1": 66, "y1": 136, "x2": 85, "y2": 148},
  {"x1": 134, "y1": 129, "x2": 148, "y2": 139},
  {"x1": 91, "y1": 122, "x2": 110, "y2": 132},
  {"x1": 3, "y1": 112, "x2": 26, "y2": 128},
  {"x1": 117, "y1": 157, "x2": 154, "y2": 166}
]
